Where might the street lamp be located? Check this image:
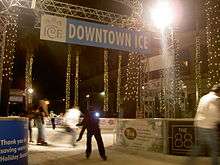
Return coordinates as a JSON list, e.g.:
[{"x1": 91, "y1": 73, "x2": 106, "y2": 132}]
[
  {"x1": 27, "y1": 88, "x2": 34, "y2": 94},
  {"x1": 27, "y1": 88, "x2": 34, "y2": 111},
  {"x1": 150, "y1": 0, "x2": 174, "y2": 30},
  {"x1": 100, "y1": 91, "x2": 105, "y2": 96},
  {"x1": 86, "y1": 94, "x2": 90, "y2": 111}
]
